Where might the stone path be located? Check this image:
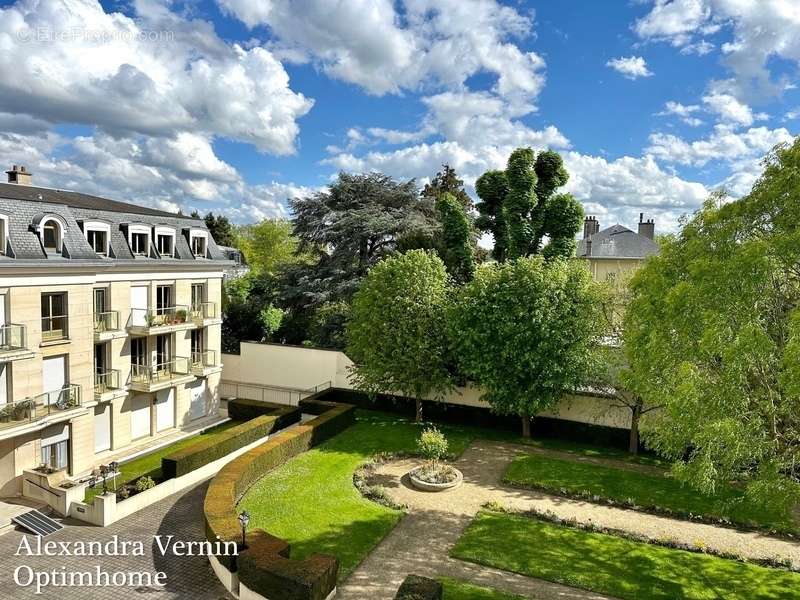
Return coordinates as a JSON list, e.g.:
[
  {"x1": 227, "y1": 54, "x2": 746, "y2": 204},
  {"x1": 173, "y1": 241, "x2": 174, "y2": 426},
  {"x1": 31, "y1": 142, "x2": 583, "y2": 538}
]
[
  {"x1": 0, "y1": 481, "x2": 231, "y2": 600},
  {"x1": 337, "y1": 440, "x2": 800, "y2": 600}
]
